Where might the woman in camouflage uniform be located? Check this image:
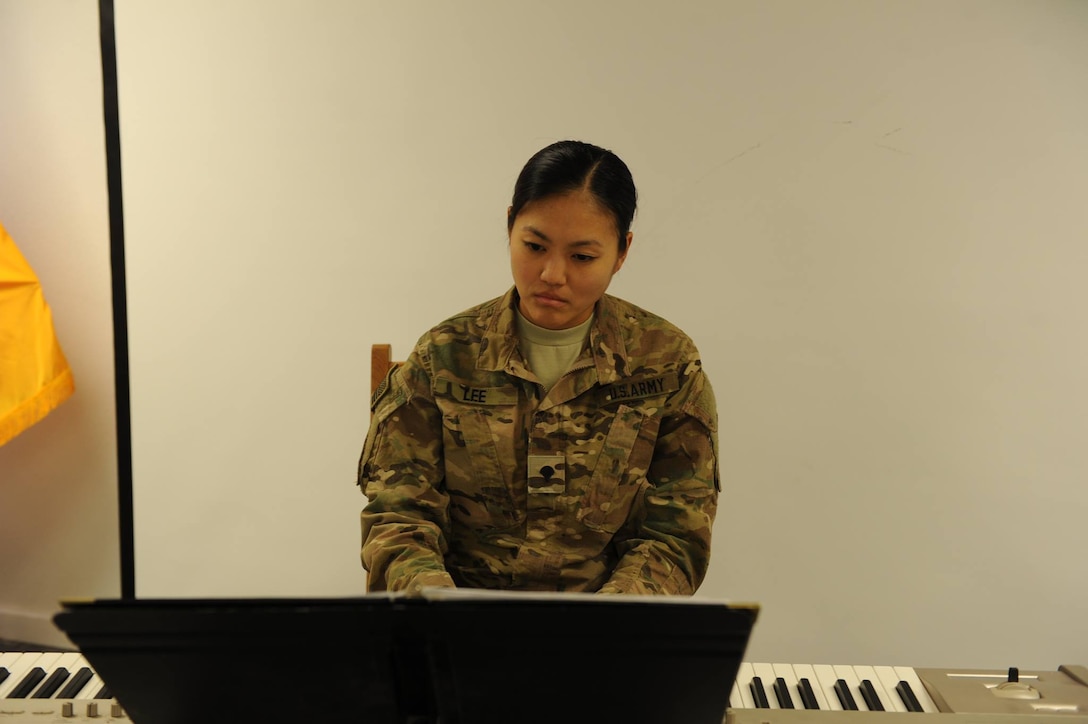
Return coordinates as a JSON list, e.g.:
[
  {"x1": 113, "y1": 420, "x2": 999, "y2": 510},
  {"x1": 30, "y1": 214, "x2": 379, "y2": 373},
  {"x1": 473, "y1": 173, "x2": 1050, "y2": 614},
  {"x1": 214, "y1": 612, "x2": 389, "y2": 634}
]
[{"x1": 358, "y1": 140, "x2": 719, "y2": 595}]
